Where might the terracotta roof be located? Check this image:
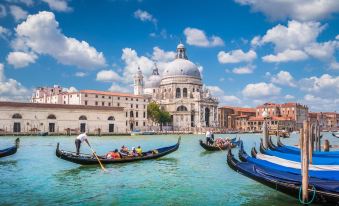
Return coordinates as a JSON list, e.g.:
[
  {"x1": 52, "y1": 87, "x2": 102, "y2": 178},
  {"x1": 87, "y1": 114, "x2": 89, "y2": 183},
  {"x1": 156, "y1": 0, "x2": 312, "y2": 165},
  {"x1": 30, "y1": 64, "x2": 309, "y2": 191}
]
[
  {"x1": 80, "y1": 90, "x2": 145, "y2": 98},
  {"x1": 220, "y1": 106, "x2": 256, "y2": 113},
  {"x1": 248, "y1": 116, "x2": 293, "y2": 121},
  {"x1": 0, "y1": 101, "x2": 124, "y2": 111}
]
